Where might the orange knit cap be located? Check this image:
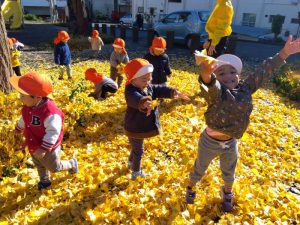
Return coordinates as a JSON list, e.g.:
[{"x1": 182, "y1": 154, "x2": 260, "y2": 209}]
[
  {"x1": 150, "y1": 37, "x2": 167, "y2": 50},
  {"x1": 85, "y1": 68, "x2": 104, "y2": 84},
  {"x1": 54, "y1": 31, "x2": 70, "y2": 44},
  {"x1": 9, "y1": 72, "x2": 53, "y2": 99},
  {"x1": 11, "y1": 38, "x2": 17, "y2": 43},
  {"x1": 7, "y1": 38, "x2": 13, "y2": 48},
  {"x1": 124, "y1": 58, "x2": 154, "y2": 86},
  {"x1": 92, "y1": 30, "x2": 99, "y2": 38},
  {"x1": 112, "y1": 38, "x2": 125, "y2": 49}
]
